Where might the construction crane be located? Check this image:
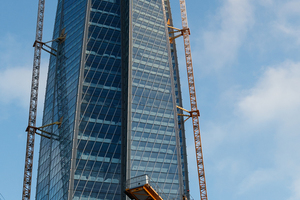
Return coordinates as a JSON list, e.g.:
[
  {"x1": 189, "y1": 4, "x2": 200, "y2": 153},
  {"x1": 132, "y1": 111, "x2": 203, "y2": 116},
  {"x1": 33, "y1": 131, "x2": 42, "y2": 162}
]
[
  {"x1": 22, "y1": 0, "x2": 64, "y2": 199},
  {"x1": 125, "y1": 175, "x2": 189, "y2": 200},
  {"x1": 22, "y1": 0, "x2": 45, "y2": 199},
  {"x1": 168, "y1": 0, "x2": 208, "y2": 199}
]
